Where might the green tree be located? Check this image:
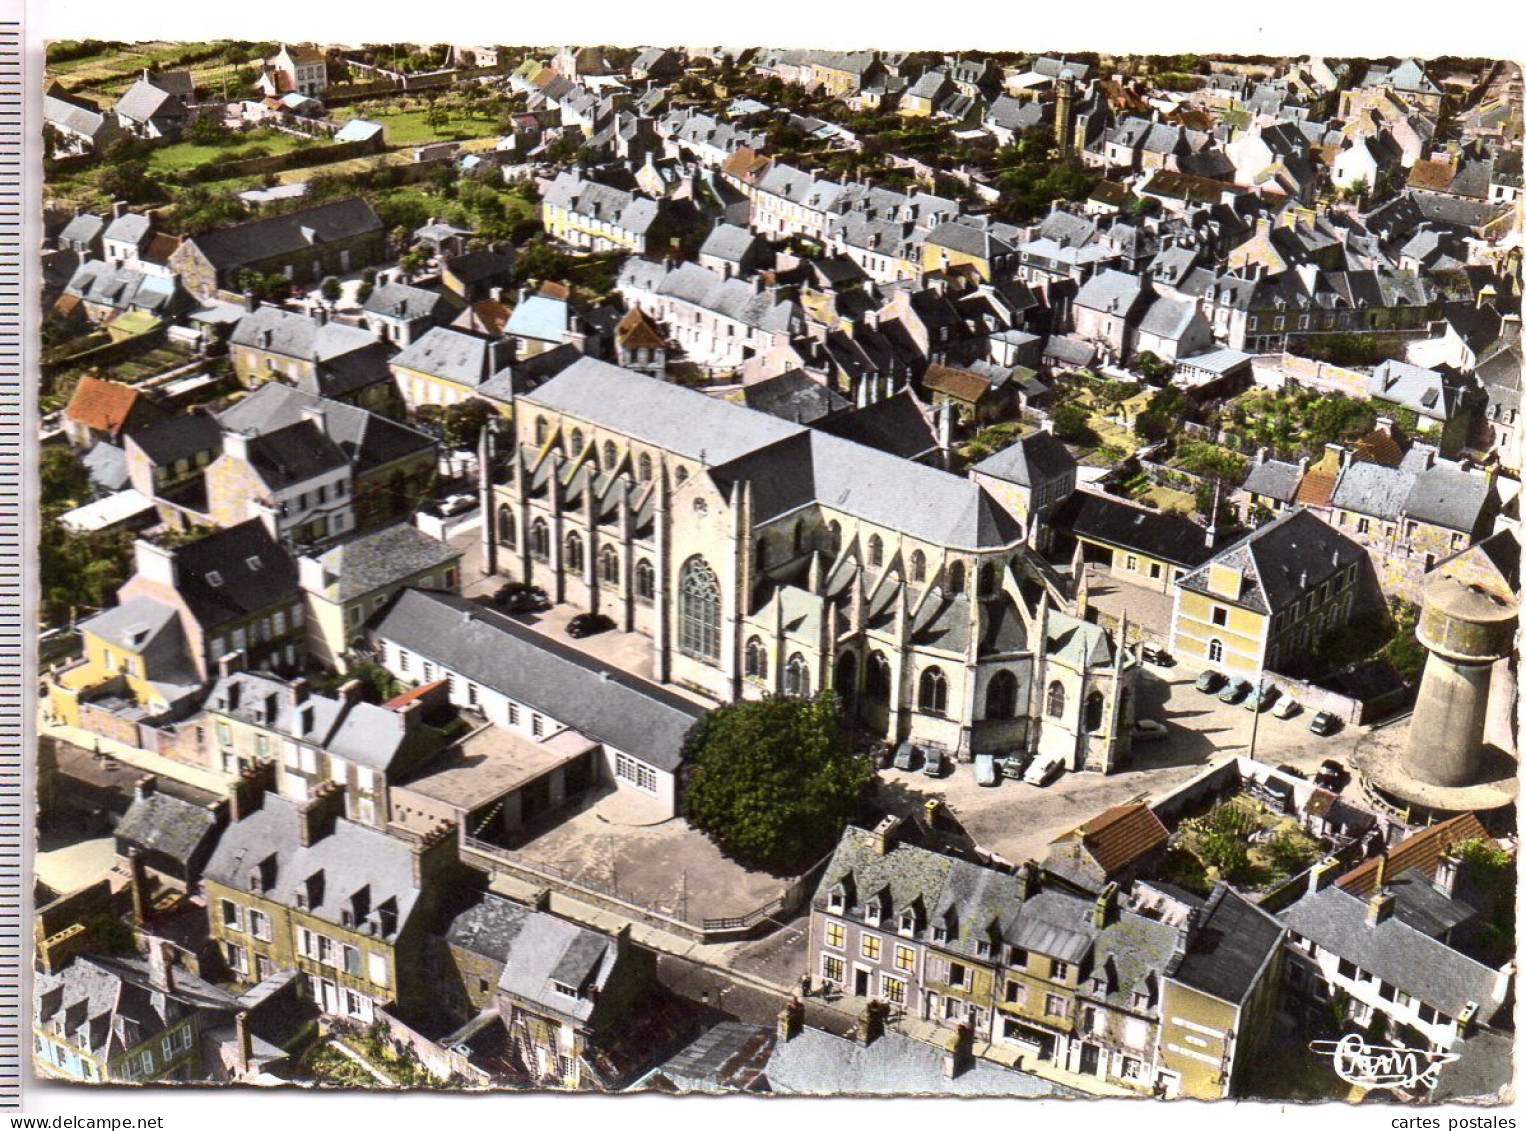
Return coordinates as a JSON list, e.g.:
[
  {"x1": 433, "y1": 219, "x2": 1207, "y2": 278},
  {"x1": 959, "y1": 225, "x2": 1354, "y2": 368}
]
[
  {"x1": 320, "y1": 275, "x2": 343, "y2": 305},
  {"x1": 438, "y1": 400, "x2": 493, "y2": 450},
  {"x1": 40, "y1": 446, "x2": 92, "y2": 512},
  {"x1": 97, "y1": 159, "x2": 158, "y2": 205},
  {"x1": 1050, "y1": 401, "x2": 1096, "y2": 445},
  {"x1": 682, "y1": 695, "x2": 873, "y2": 873},
  {"x1": 184, "y1": 114, "x2": 233, "y2": 146}
]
